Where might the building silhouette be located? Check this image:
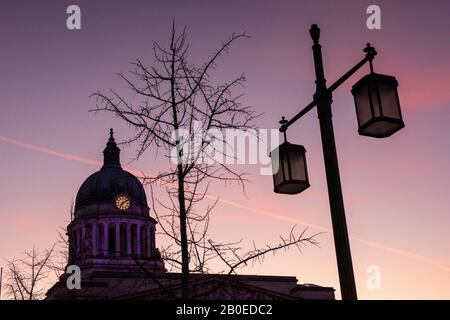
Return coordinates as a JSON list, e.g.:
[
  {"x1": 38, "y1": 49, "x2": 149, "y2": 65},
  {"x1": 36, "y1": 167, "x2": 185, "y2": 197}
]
[{"x1": 46, "y1": 130, "x2": 334, "y2": 300}]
